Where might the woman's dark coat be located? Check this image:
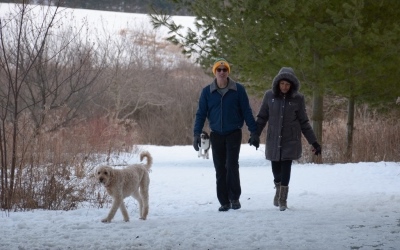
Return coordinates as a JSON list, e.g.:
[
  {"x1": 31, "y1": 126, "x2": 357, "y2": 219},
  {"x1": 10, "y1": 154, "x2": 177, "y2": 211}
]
[{"x1": 255, "y1": 67, "x2": 317, "y2": 161}]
